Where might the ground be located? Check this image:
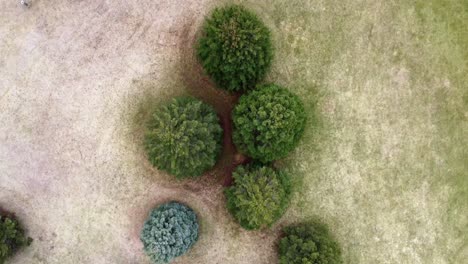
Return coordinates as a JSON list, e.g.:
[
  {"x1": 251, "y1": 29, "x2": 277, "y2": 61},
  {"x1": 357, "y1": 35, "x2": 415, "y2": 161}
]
[{"x1": 0, "y1": 0, "x2": 466, "y2": 264}]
